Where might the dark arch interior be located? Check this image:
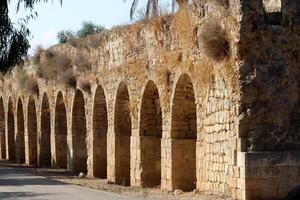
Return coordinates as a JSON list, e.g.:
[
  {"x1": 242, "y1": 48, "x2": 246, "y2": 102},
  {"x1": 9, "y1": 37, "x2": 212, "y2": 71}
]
[
  {"x1": 27, "y1": 97, "x2": 37, "y2": 165},
  {"x1": 140, "y1": 81, "x2": 162, "y2": 187},
  {"x1": 171, "y1": 74, "x2": 197, "y2": 191},
  {"x1": 16, "y1": 99, "x2": 25, "y2": 163},
  {"x1": 7, "y1": 98, "x2": 15, "y2": 161},
  {"x1": 93, "y1": 86, "x2": 108, "y2": 178},
  {"x1": 72, "y1": 90, "x2": 87, "y2": 174},
  {"x1": 114, "y1": 82, "x2": 131, "y2": 186},
  {"x1": 0, "y1": 98, "x2": 6, "y2": 159},
  {"x1": 55, "y1": 92, "x2": 68, "y2": 169},
  {"x1": 40, "y1": 94, "x2": 51, "y2": 167}
]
